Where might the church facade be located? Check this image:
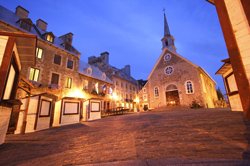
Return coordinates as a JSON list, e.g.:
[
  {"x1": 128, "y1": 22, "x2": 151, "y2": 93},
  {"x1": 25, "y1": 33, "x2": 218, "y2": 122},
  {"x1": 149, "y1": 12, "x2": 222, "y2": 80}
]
[{"x1": 139, "y1": 13, "x2": 218, "y2": 110}]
